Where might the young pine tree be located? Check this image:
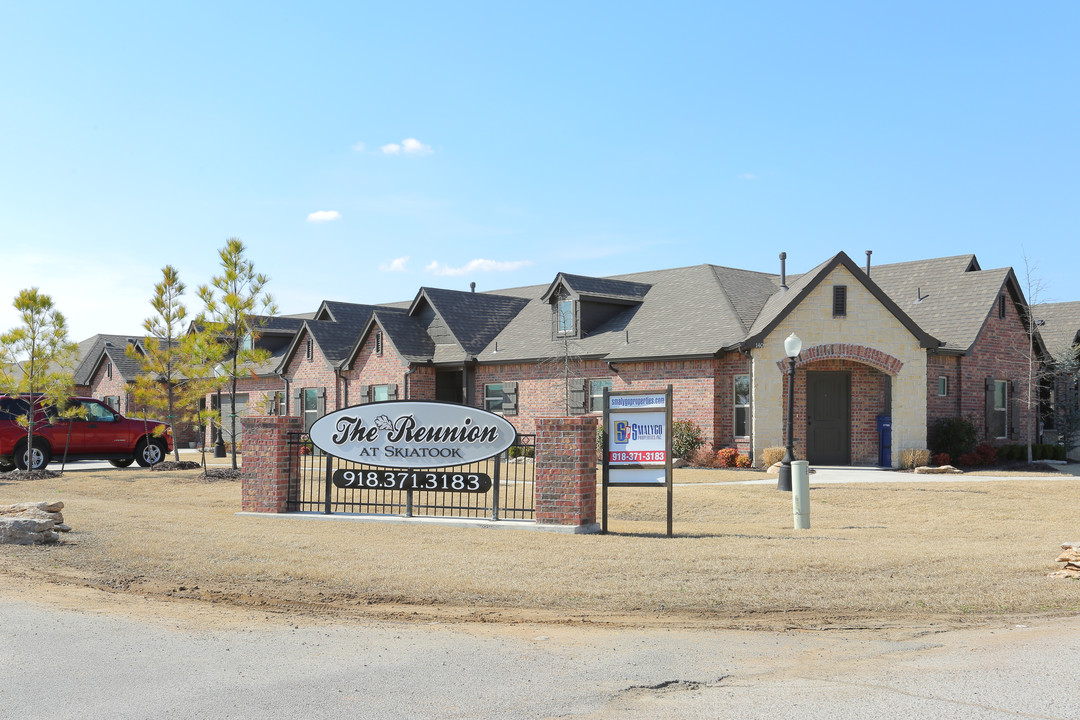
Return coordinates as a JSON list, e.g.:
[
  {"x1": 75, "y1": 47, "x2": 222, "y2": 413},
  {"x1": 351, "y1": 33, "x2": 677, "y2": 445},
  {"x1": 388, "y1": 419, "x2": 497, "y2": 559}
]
[
  {"x1": 197, "y1": 239, "x2": 277, "y2": 470},
  {"x1": 0, "y1": 289, "x2": 78, "y2": 471}
]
